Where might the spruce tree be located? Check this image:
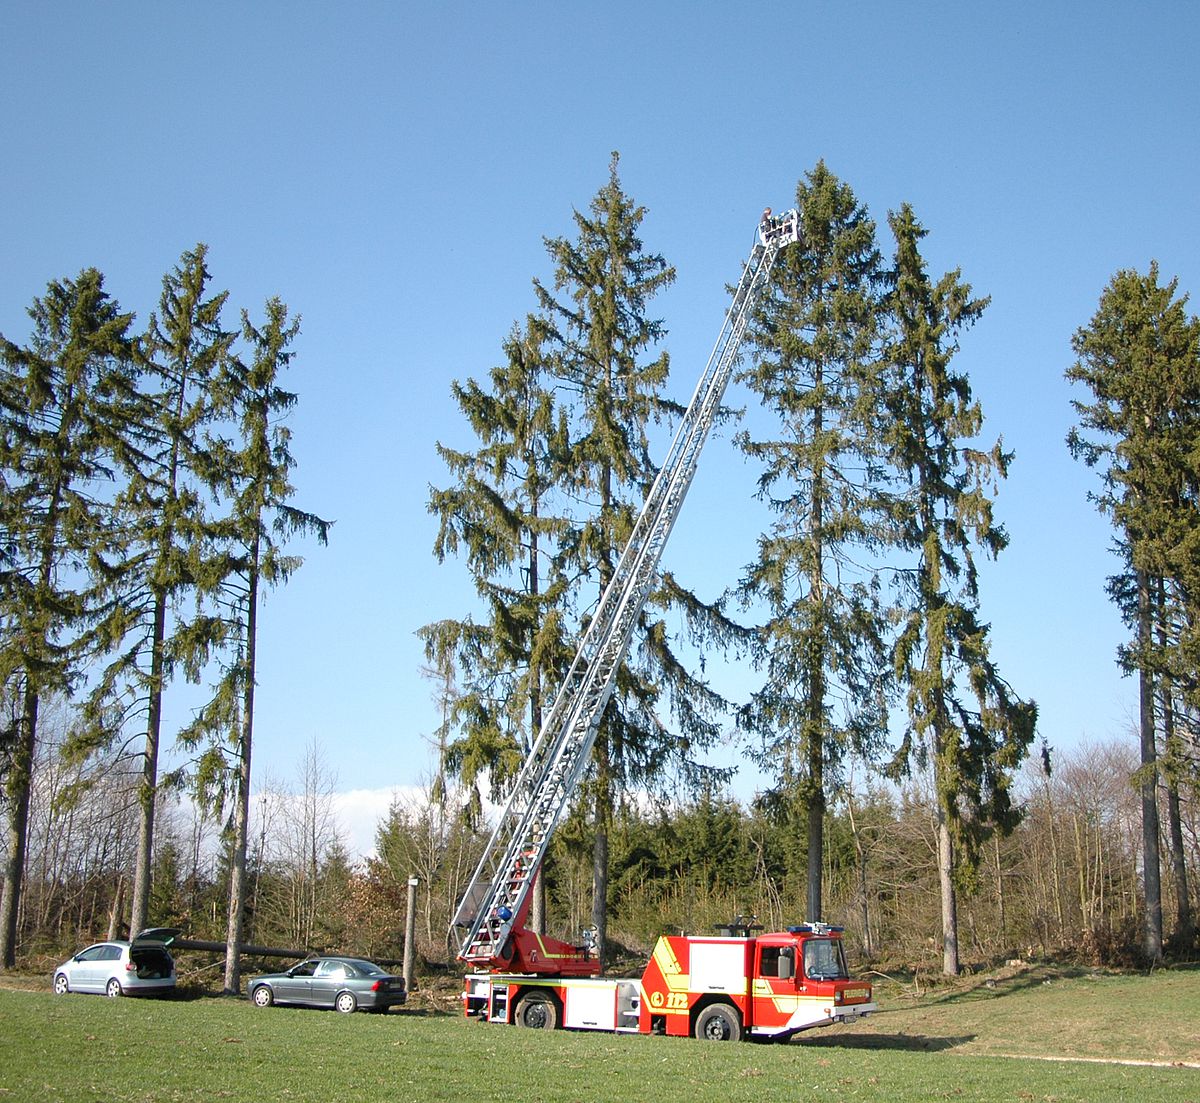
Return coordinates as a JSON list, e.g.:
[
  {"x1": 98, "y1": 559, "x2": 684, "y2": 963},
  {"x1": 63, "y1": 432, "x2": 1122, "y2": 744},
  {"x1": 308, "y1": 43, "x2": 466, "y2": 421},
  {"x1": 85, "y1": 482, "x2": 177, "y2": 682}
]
[
  {"x1": 535, "y1": 153, "x2": 735, "y2": 963},
  {"x1": 736, "y1": 162, "x2": 890, "y2": 924},
  {"x1": 81, "y1": 244, "x2": 237, "y2": 940},
  {"x1": 0, "y1": 269, "x2": 140, "y2": 963},
  {"x1": 425, "y1": 315, "x2": 571, "y2": 809},
  {"x1": 424, "y1": 314, "x2": 571, "y2": 934},
  {"x1": 180, "y1": 296, "x2": 329, "y2": 991},
  {"x1": 1067, "y1": 263, "x2": 1200, "y2": 961},
  {"x1": 882, "y1": 204, "x2": 1036, "y2": 975}
]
